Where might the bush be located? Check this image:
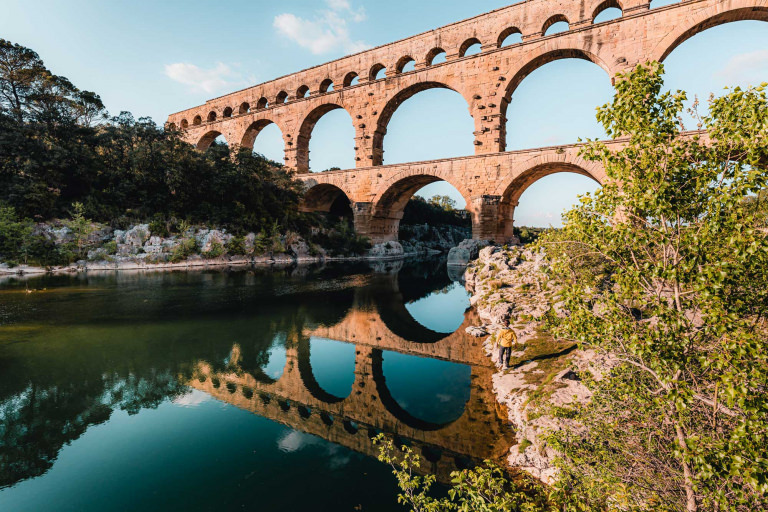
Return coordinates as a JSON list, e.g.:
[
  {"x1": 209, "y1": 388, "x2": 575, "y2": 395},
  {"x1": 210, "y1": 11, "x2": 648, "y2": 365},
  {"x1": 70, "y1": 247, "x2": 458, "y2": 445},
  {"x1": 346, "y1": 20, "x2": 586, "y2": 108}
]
[{"x1": 169, "y1": 237, "x2": 198, "y2": 263}]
